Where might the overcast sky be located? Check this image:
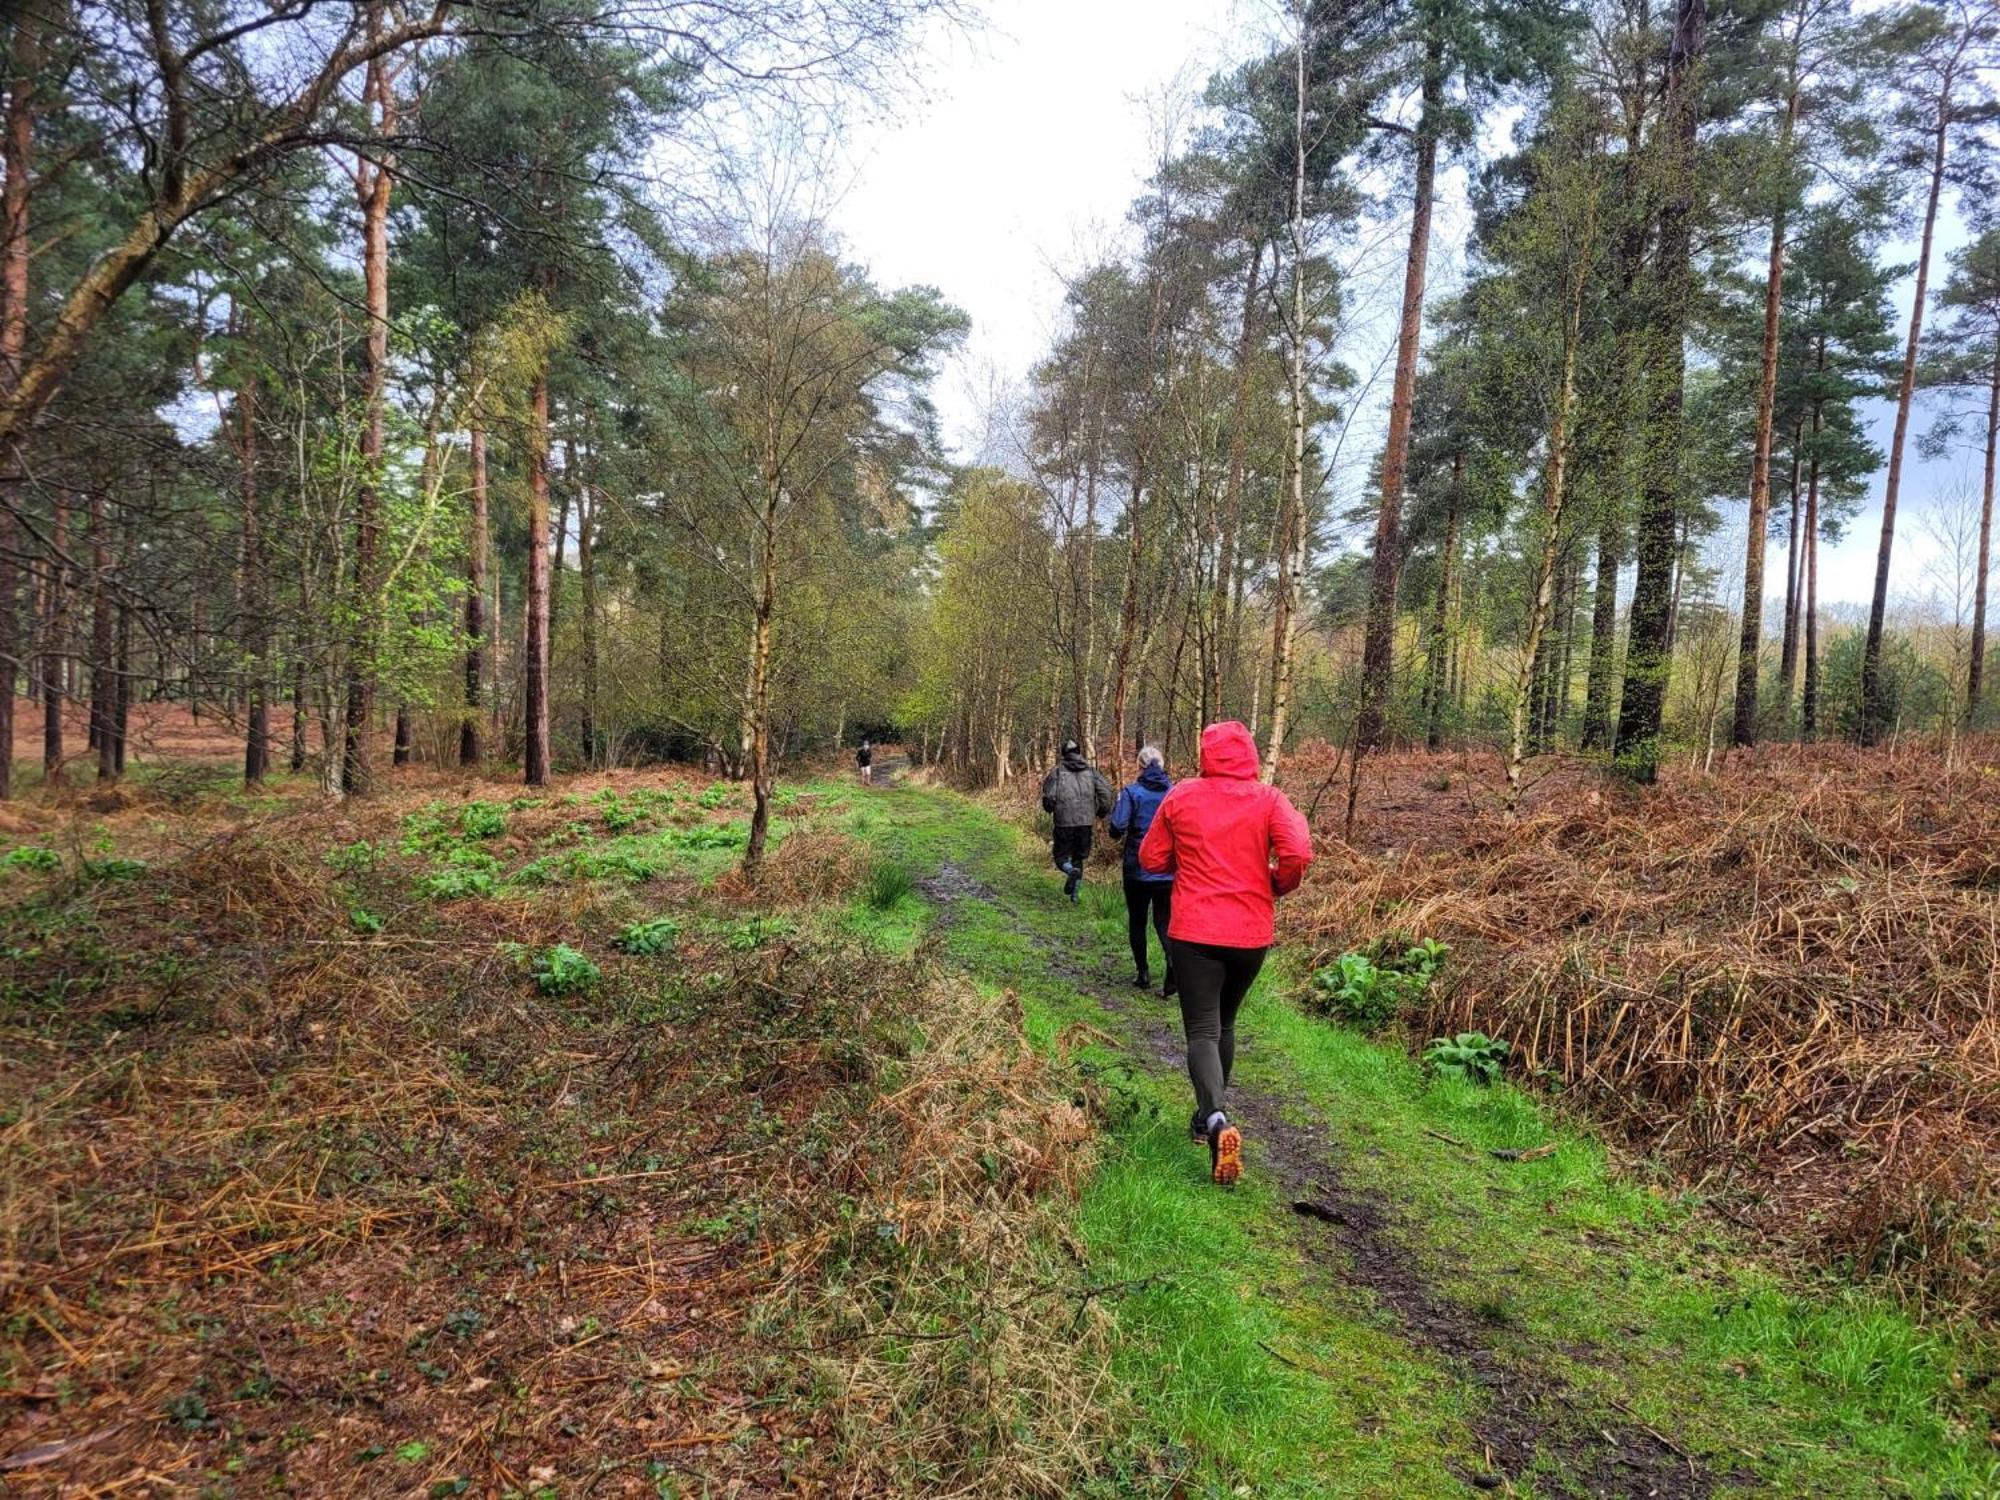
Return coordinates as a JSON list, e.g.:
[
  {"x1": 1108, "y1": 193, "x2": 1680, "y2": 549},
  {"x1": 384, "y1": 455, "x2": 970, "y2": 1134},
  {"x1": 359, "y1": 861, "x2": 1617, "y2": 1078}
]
[{"x1": 825, "y1": 0, "x2": 1987, "y2": 614}]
